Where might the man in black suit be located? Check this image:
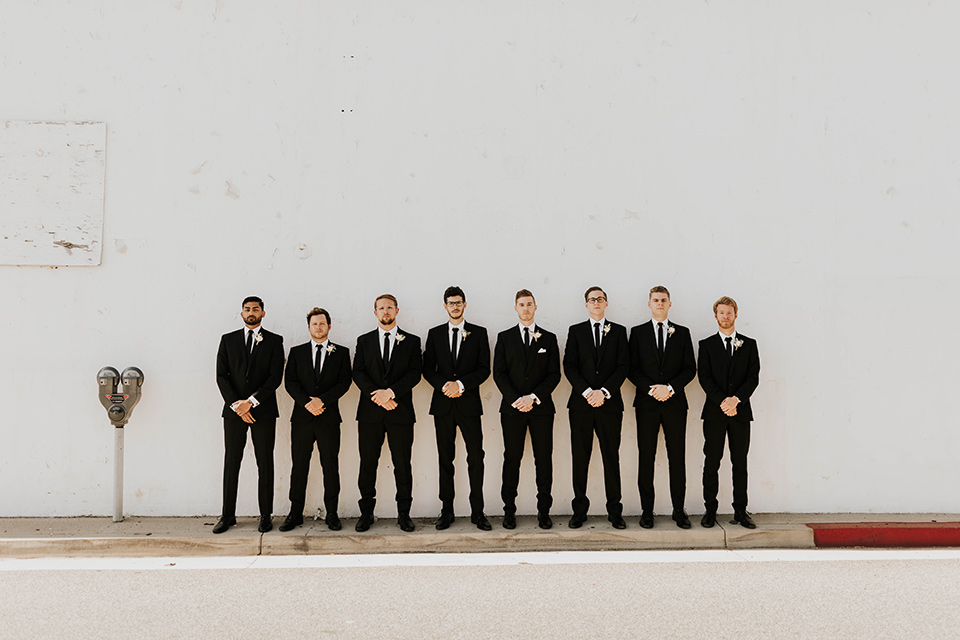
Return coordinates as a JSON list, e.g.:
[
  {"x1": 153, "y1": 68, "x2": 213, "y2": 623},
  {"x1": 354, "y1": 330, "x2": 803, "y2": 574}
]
[
  {"x1": 214, "y1": 296, "x2": 285, "y2": 534},
  {"x1": 563, "y1": 286, "x2": 629, "y2": 530},
  {"x1": 698, "y1": 296, "x2": 761, "y2": 529},
  {"x1": 628, "y1": 286, "x2": 697, "y2": 529},
  {"x1": 279, "y1": 307, "x2": 353, "y2": 532},
  {"x1": 493, "y1": 289, "x2": 561, "y2": 530},
  {"x1": 352, "y1": 294, "x2": 422, "y2": 532},
  {"x1": 423, "y1": 286, "x2": 492, "y2": 531}
]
